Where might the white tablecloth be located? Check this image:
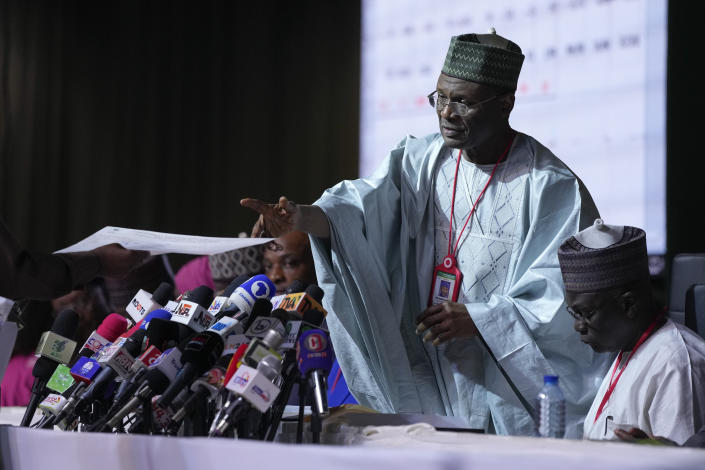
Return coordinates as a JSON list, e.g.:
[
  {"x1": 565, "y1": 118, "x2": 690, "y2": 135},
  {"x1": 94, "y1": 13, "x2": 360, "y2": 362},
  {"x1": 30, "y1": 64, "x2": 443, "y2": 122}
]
[{"x1": 1, "y1": 421, "x2": 704, "y2": 470}]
